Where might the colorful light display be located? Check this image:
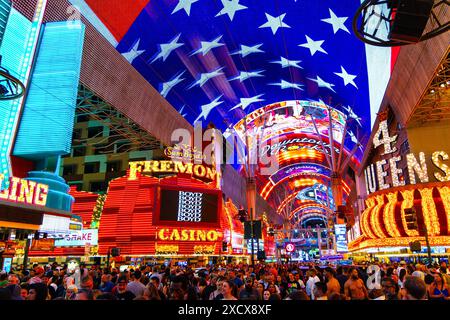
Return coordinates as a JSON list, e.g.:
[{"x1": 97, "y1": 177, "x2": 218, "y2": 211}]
[
  {"x1": 233, "y1": 101, "x2": 347, "y2": 150},
  {"x1": 350, "y1": 182, "x2": 450, "y2": 251}
]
